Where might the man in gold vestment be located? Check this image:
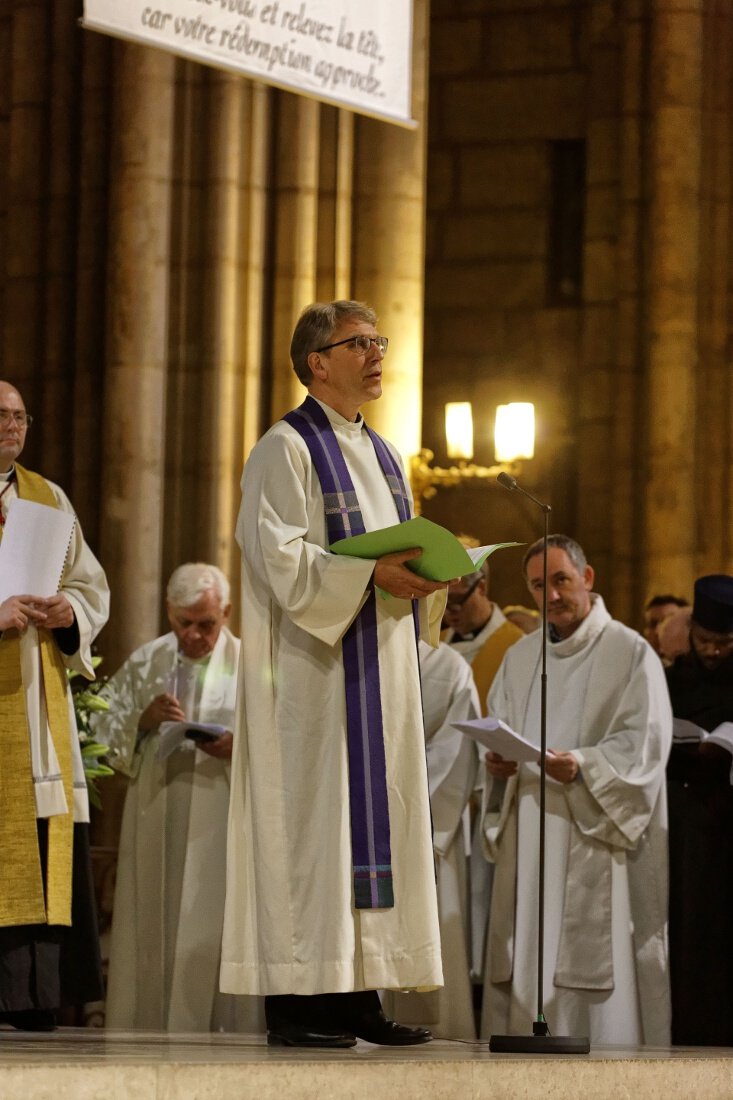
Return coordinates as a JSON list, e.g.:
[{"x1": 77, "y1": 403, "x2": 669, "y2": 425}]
[{"x1": 0, "y1": 381, "x2": 109, "y2": 1030}]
